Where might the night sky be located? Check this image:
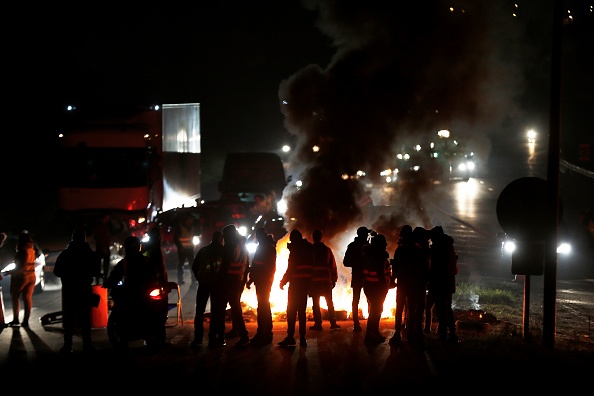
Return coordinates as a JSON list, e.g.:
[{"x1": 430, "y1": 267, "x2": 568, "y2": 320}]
[
  {"x1": 3, "y1": 1, "x2": 592, "y2": 237},
  {"x1": 7, "y1": 2, "x2": 331, "y2": 196}
]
